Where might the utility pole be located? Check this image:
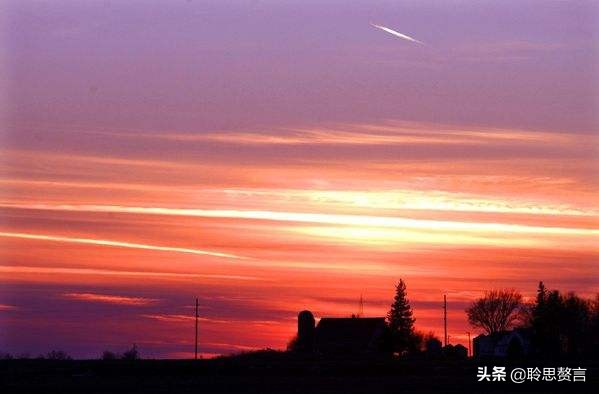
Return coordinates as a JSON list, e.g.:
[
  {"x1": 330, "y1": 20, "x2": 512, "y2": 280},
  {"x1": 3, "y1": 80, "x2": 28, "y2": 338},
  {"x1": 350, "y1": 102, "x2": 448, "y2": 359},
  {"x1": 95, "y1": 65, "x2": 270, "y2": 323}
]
[
  {"x1": 466, "y1": 331, "x2": 471, "y2": 357},
  {"x1": 194, "y1": 298, "x2": 199, "y2": 360},
  {"x1": 443, "y1": 294, "x2": 448, "y2": 346},
  {"x1": 358, "y1": 293, "x2": 364, "y2": 318}
]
